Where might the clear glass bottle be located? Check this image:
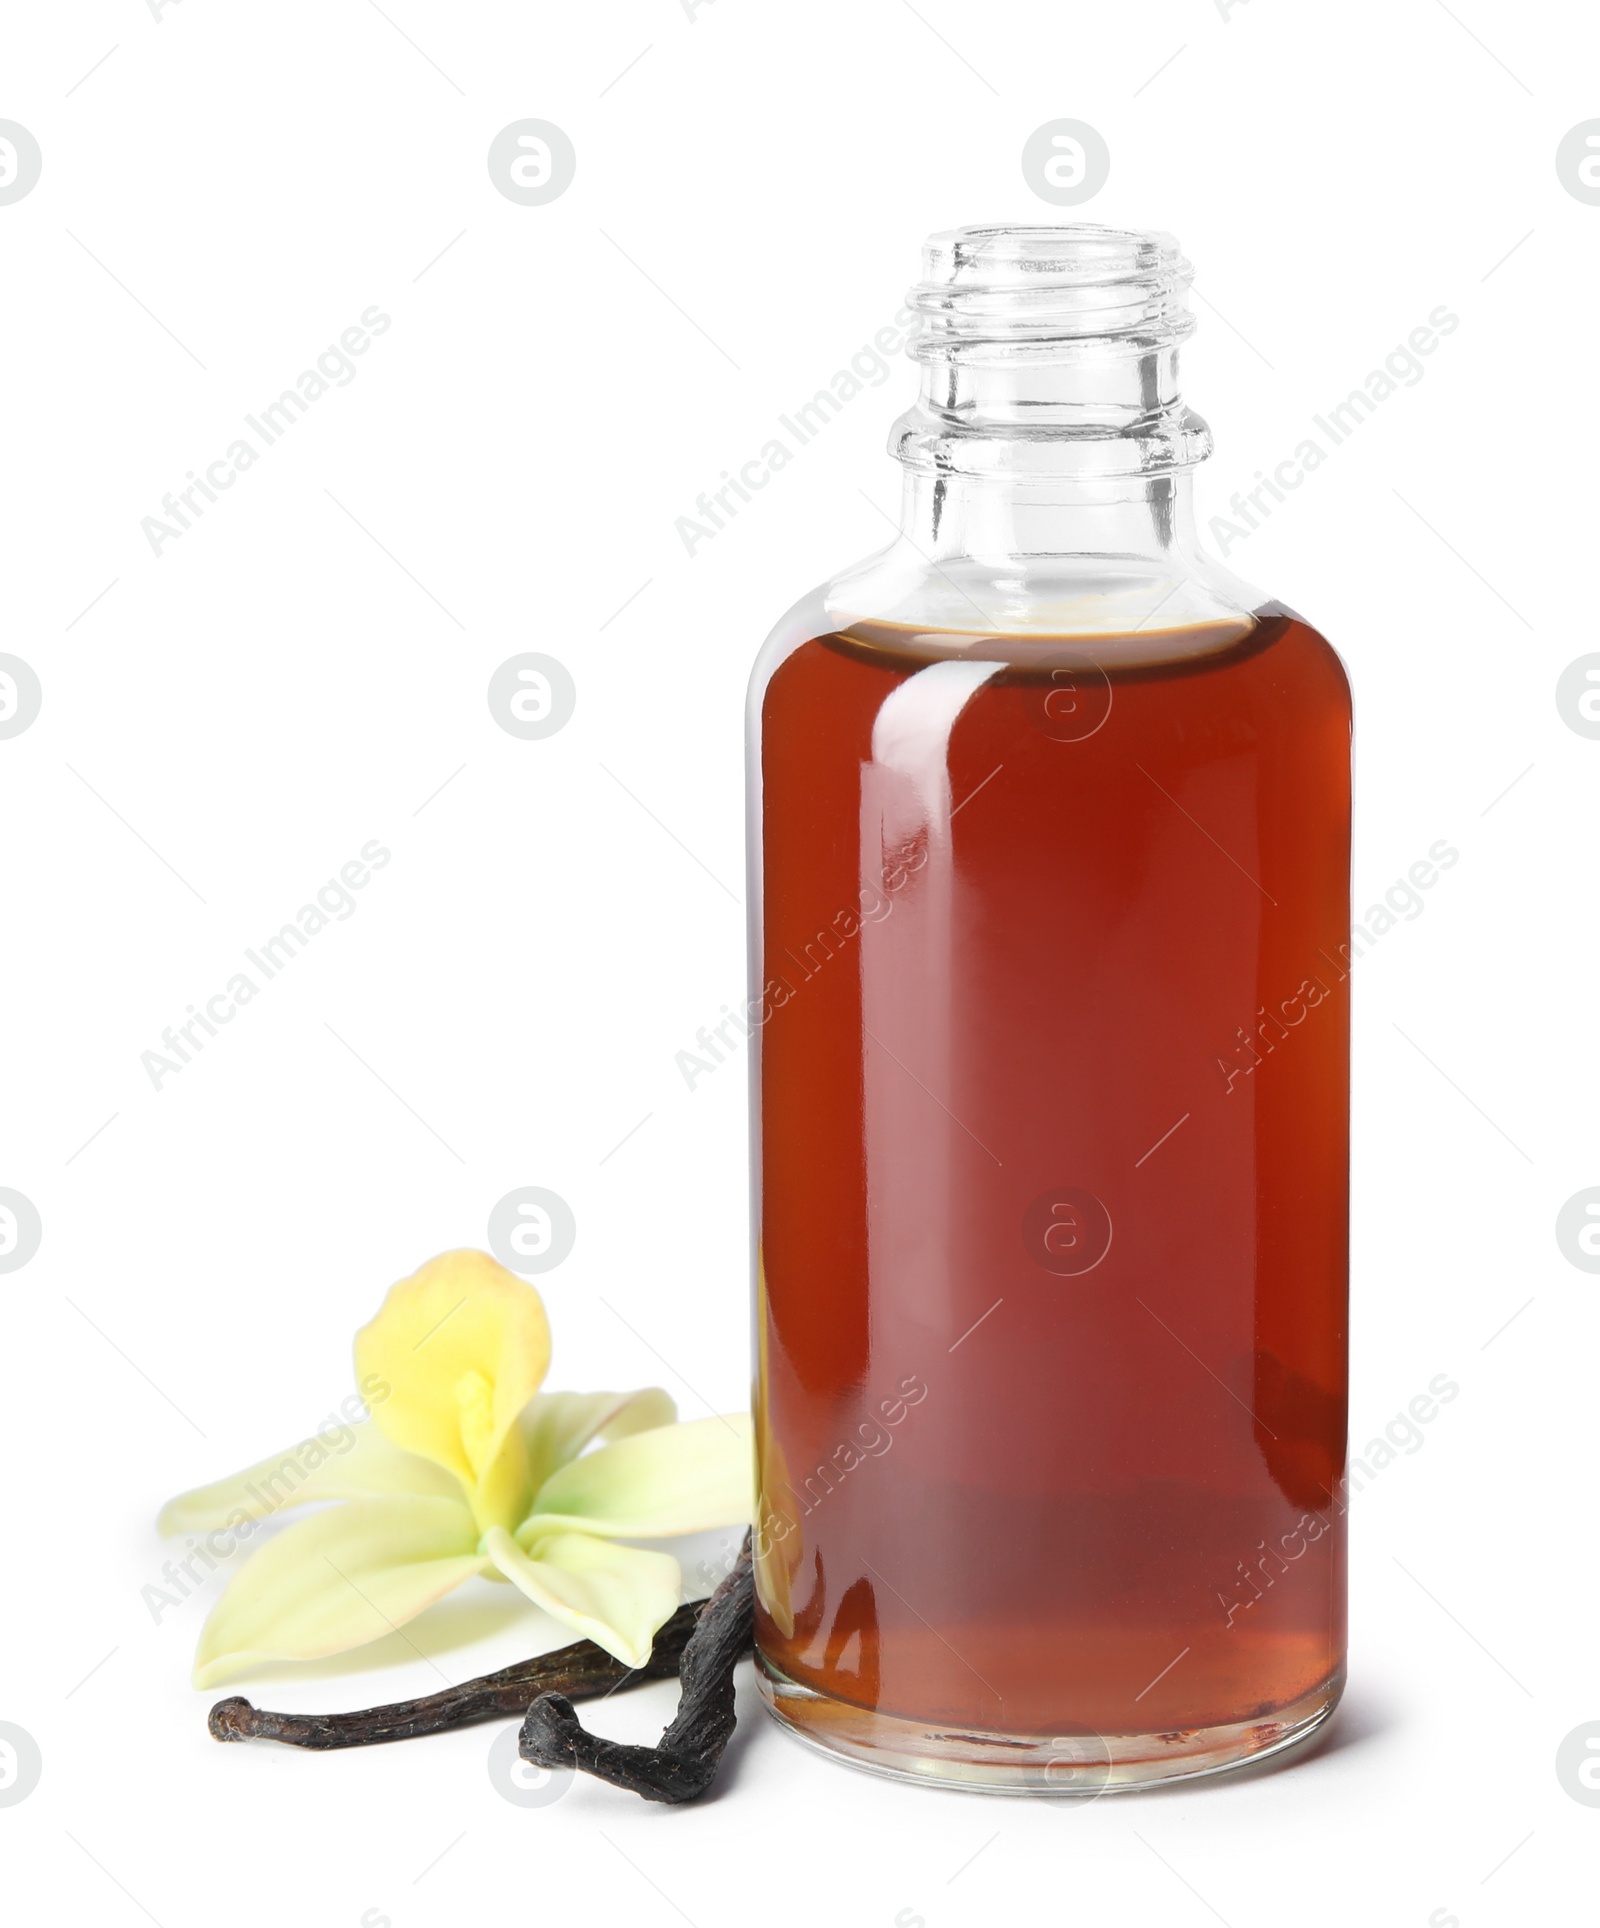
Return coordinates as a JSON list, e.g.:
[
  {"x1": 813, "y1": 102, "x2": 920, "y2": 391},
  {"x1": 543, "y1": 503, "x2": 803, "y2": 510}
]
[{"x1": 746, "y1": 225, "x2": 1350, "y2": 1793}]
